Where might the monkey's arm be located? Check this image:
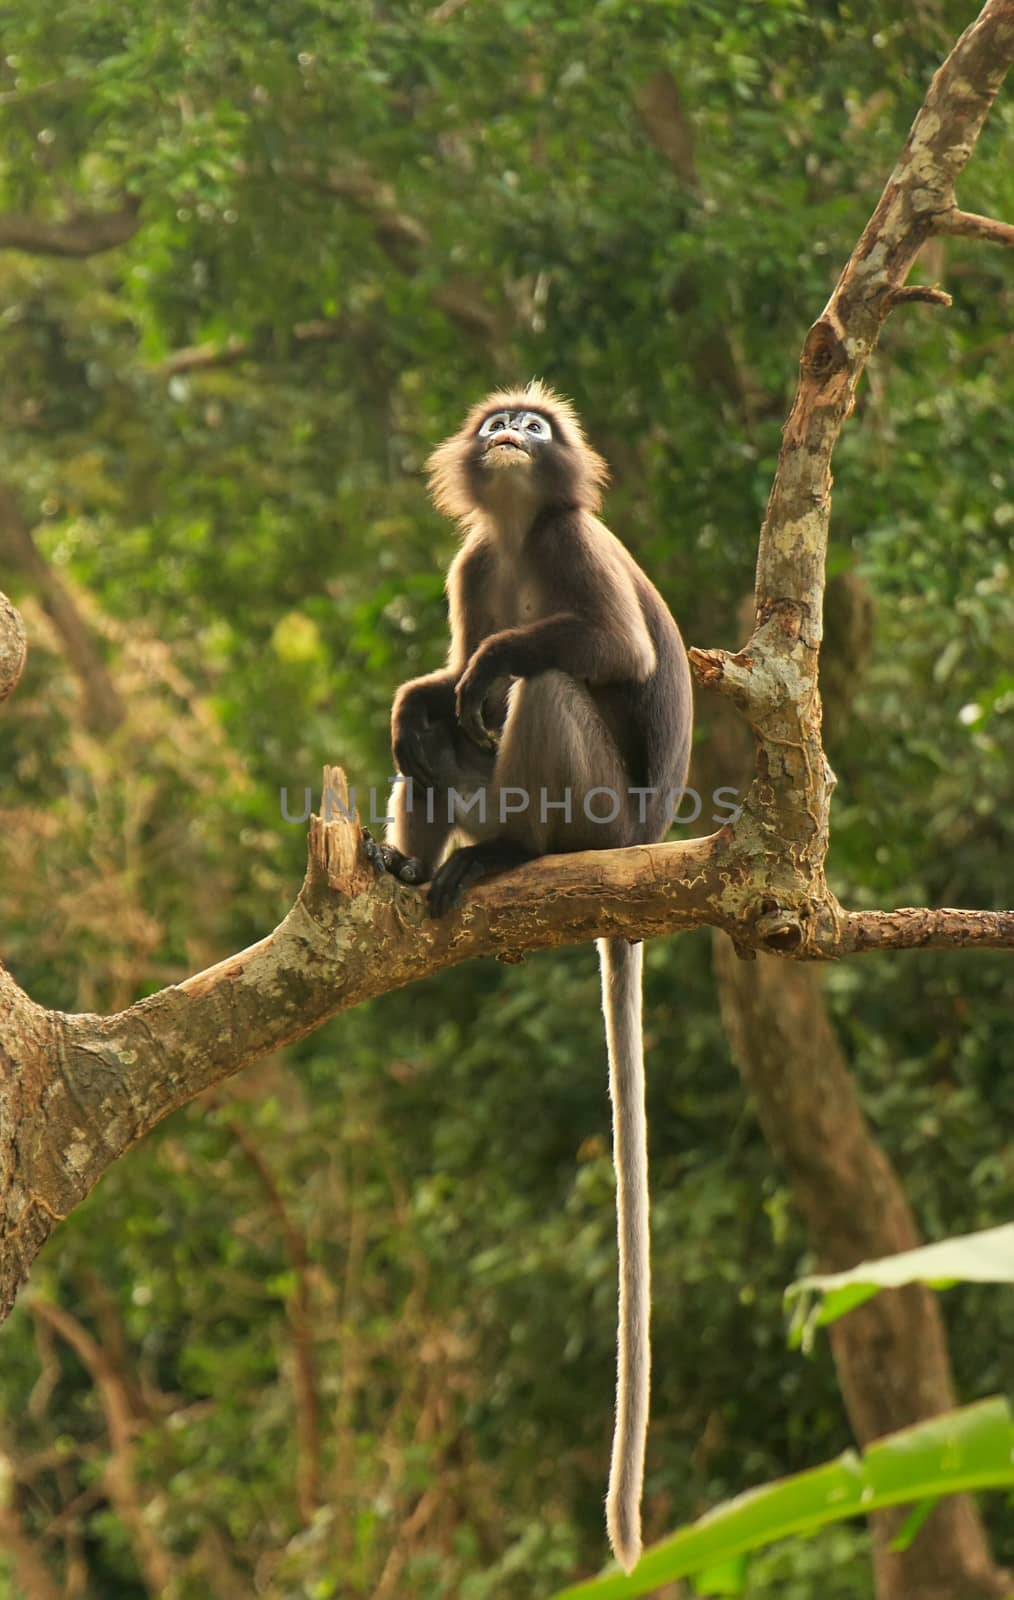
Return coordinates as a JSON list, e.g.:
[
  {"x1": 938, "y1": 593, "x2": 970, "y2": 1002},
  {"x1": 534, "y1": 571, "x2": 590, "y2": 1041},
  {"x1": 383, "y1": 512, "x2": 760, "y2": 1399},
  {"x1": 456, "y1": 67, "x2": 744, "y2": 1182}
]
[
  {"x1": 391, "y1": 671, "x2": 460, "y2": 788},
  {"x1": 393, "y1": 539, "x2": 500, "y2": 778},
  {"x1": 455, "y1": 525, "x2": 655, "y2": 741},
  {"x1": 455, "y1": 608, "x2": 654, "y2": 747}
]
